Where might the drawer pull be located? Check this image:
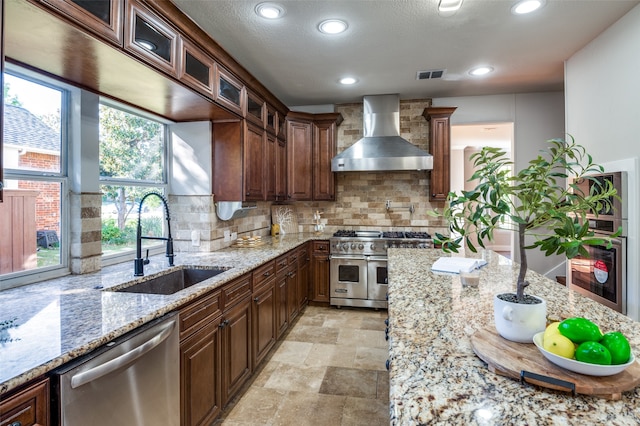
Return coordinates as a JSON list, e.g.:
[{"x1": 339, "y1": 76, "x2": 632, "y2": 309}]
[{"x1": 263, "y1": 271, "x2": 271, "y2": 277}]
